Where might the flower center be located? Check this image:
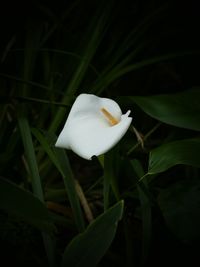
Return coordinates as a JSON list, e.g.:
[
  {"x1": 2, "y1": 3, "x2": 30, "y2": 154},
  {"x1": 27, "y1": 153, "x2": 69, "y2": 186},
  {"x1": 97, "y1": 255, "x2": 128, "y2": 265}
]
[{"x1": 101, "y1": 108, "x2": 119, "y2": 126}]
